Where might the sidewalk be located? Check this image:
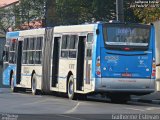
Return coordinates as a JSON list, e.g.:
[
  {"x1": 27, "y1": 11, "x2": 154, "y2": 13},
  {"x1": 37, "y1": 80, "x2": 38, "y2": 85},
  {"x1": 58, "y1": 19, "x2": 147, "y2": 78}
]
[{"x1": 131, "y1": 91, "x2": 160, "y2": 104}]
